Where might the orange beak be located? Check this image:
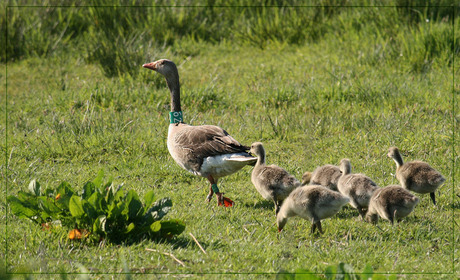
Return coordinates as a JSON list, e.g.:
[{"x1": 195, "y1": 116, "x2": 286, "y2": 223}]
[{"x1": 142, "y1": 62, "x2": 157, "y2": 70}]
